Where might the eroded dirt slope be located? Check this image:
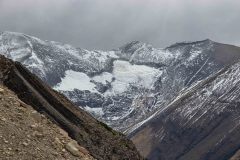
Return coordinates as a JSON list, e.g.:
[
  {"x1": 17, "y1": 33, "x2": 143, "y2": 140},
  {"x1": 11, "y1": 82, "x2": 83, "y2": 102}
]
[{"x1": 0, "y1": 85, "x2": 94, "y2": 160}]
